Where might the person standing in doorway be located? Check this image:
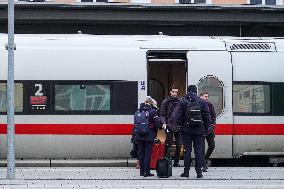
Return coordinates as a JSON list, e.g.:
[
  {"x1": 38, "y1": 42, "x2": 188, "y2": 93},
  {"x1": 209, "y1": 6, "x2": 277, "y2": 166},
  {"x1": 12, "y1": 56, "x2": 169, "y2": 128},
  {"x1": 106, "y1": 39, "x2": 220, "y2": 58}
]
[
  {"x1": 200, "y1": 92, "x2": 216, "y2": 172},
  {"x1": 160, "y1": 85, "x2": 181, "y2": 167}
]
